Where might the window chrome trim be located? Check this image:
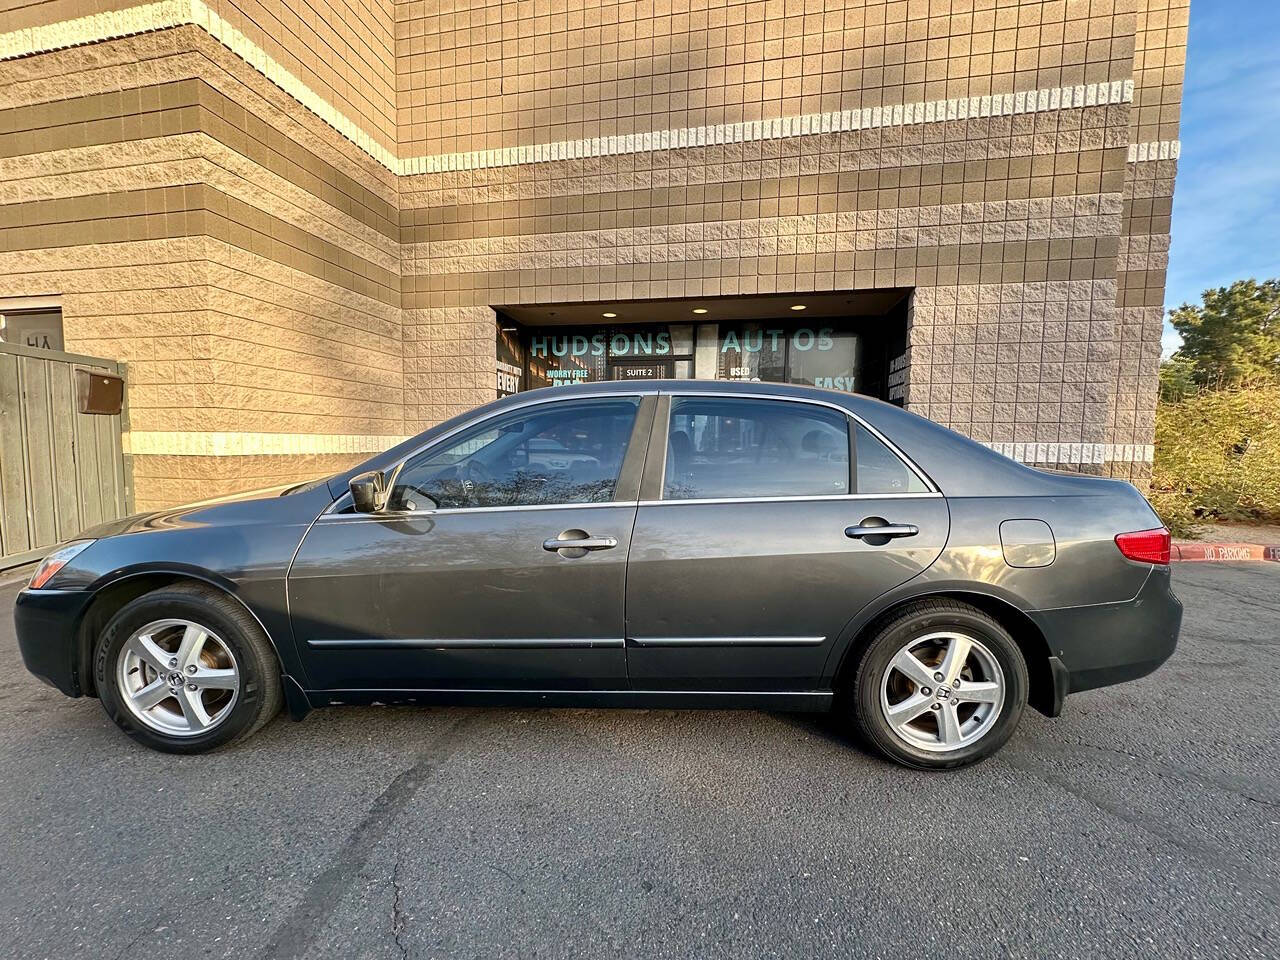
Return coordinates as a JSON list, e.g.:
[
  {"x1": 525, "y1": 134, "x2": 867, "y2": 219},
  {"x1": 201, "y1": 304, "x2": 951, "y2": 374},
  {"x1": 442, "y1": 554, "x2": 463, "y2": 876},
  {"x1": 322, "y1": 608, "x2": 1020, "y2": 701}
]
[
  {"x1": 637, "y1": 492, "x2": 941, "y2": 507},
  {"x1": 308, "y1": 637, "x2": 625, "y2": 649},
  {"x1": 658, "y1": 389, "x2": 939, "y2": 498},
  {"x1": 316, "y1": 499, "x2": 641, "y2": 523},
  {"x1": 628, "y1": 636, "x2": 826, "y2": 647}
]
